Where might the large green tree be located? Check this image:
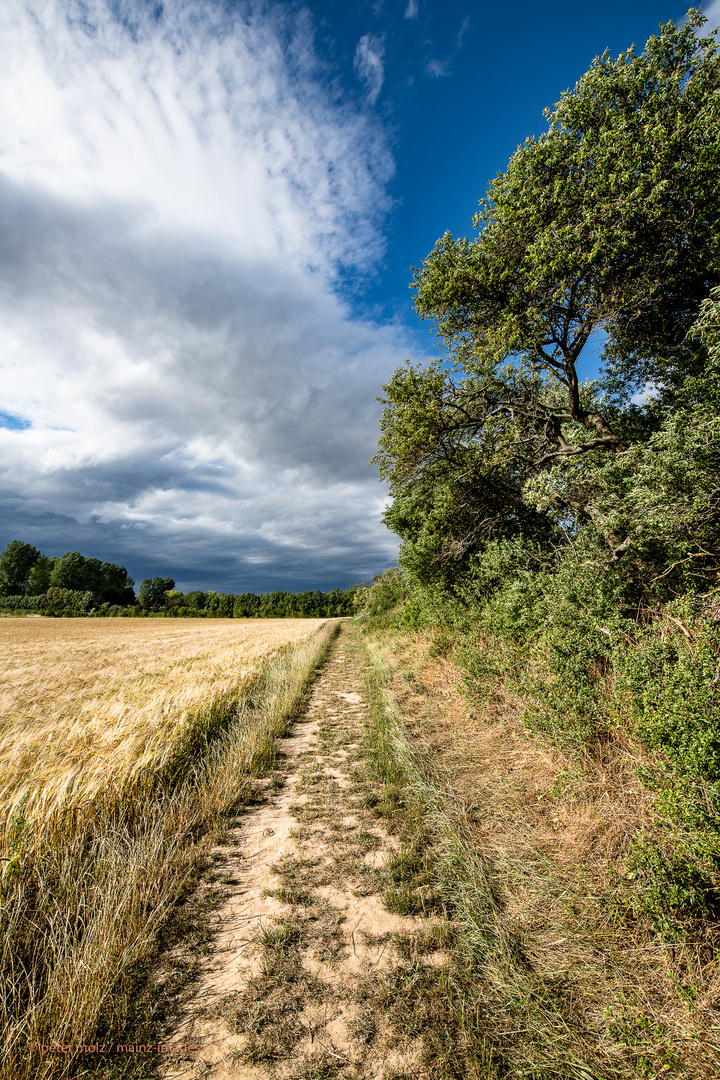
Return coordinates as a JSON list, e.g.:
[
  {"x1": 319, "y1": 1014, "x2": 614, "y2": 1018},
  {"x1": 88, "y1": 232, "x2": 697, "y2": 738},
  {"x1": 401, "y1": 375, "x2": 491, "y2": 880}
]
[
  {"x1": 50, "y1": 551, "x2": 135, "y2": 605},
  {"x1": 0, "y1": 541, "x2": 42, "y2": 595},
  {"x1": 377, "y1": 12, "x2": 720, "y2": 586}
]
